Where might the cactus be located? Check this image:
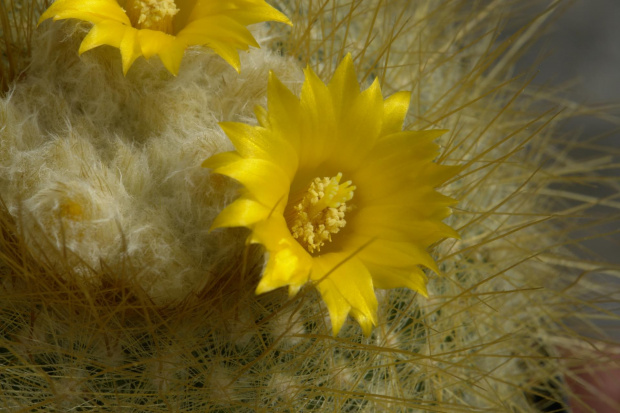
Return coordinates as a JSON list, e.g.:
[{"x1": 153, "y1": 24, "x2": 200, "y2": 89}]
[{"x1": 1, "y1": 1, "x2": 618, "y2": 411}]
